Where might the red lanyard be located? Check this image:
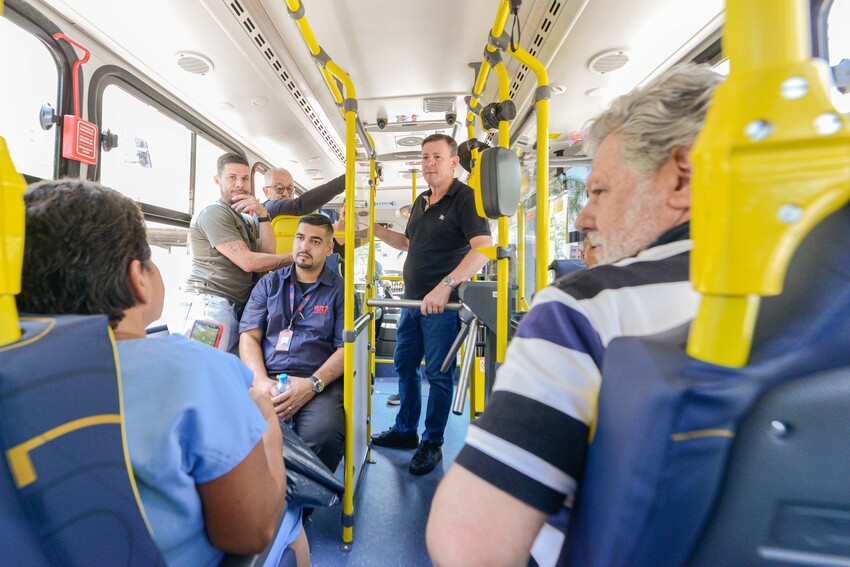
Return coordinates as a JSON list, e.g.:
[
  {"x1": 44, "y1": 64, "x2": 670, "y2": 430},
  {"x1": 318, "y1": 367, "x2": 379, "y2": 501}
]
[{"x1": 288, "y1": 280, "x2": 320, "y2": 330}]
